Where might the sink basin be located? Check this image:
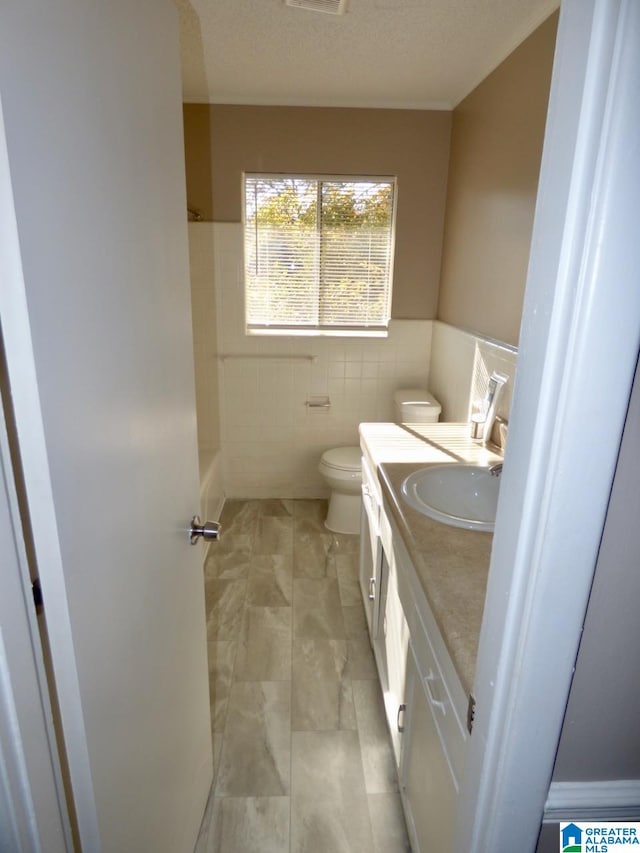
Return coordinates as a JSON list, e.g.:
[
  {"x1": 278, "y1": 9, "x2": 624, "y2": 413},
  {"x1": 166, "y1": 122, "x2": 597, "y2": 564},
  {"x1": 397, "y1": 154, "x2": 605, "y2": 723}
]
[{"x1": 401, "y1": 464, "x2": 500, "y2": 532}]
